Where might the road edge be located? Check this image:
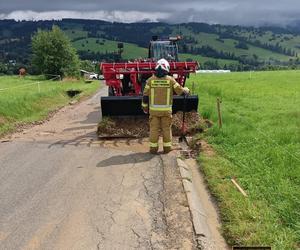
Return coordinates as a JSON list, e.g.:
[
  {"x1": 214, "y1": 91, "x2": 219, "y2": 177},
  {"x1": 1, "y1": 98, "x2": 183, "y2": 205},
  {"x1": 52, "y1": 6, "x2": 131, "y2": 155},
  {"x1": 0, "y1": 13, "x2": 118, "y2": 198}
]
[
  {"x1": 177, "y1": 158, "x2": 212, "y2": 237},
  {"x1": 177, "y1": 157, "x2": 230, "y2": 249}
]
